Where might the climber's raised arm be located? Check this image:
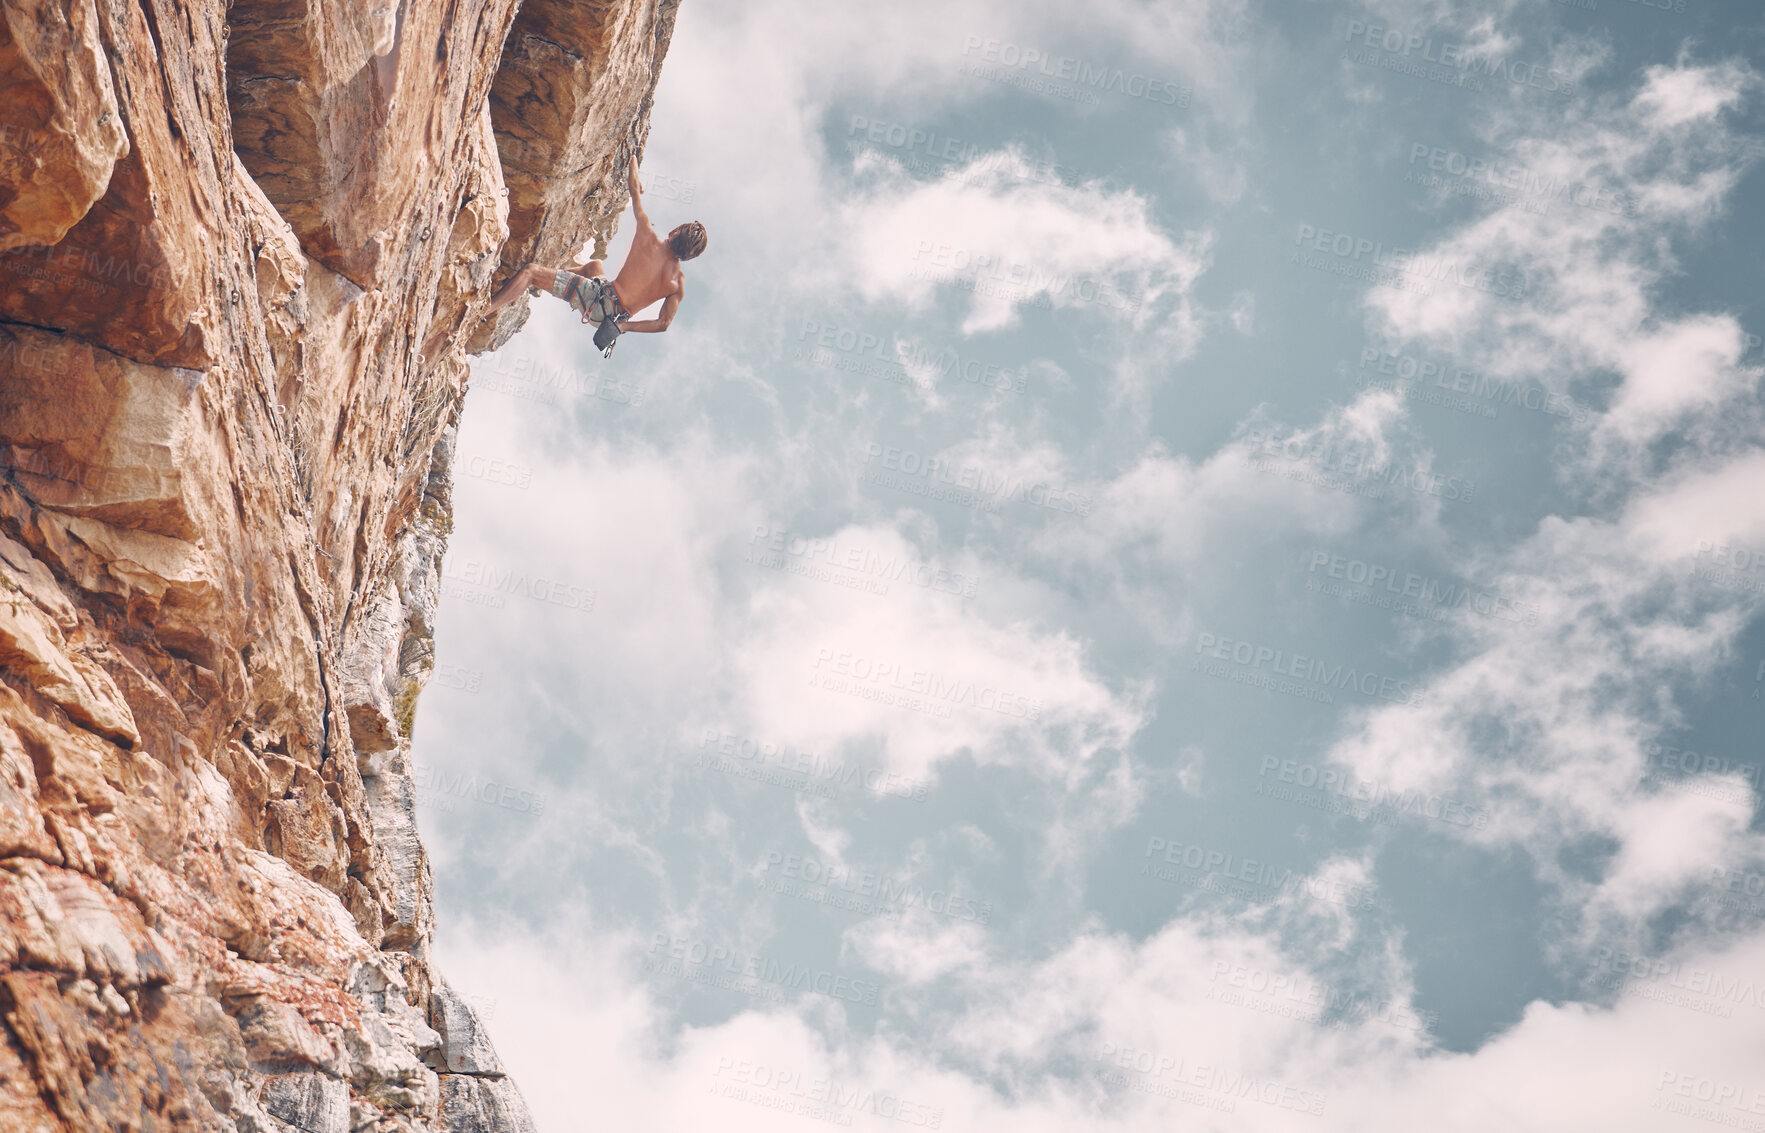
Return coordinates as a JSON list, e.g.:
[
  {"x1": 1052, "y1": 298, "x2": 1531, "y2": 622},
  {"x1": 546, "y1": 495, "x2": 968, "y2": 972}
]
[{"x1": 627, "y1": 162, "x2": 651, "y2": 230}]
